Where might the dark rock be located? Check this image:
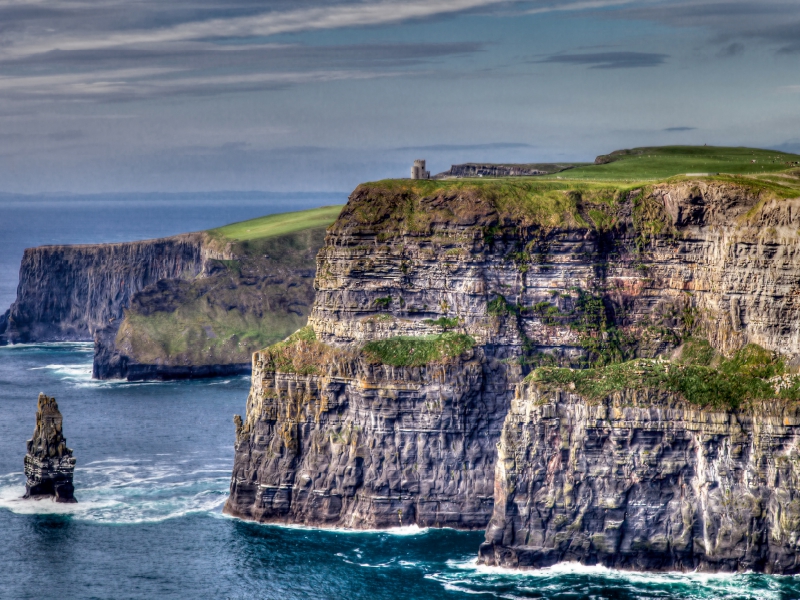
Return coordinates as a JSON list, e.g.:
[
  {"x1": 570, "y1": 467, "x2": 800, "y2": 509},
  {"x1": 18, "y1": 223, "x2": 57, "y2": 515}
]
[
  {"x1": 24, "y1": 393, "x2": 76, "y2": 503},
  {"x1": 0, "y1": 234, "x2": 207, "y2": 346},
  {"x1": 435, "y1": 163, "x2": 576, "y2": 178},
  {"x1": 479, "y1": 387, "x2": 800, "y2": 574}
]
